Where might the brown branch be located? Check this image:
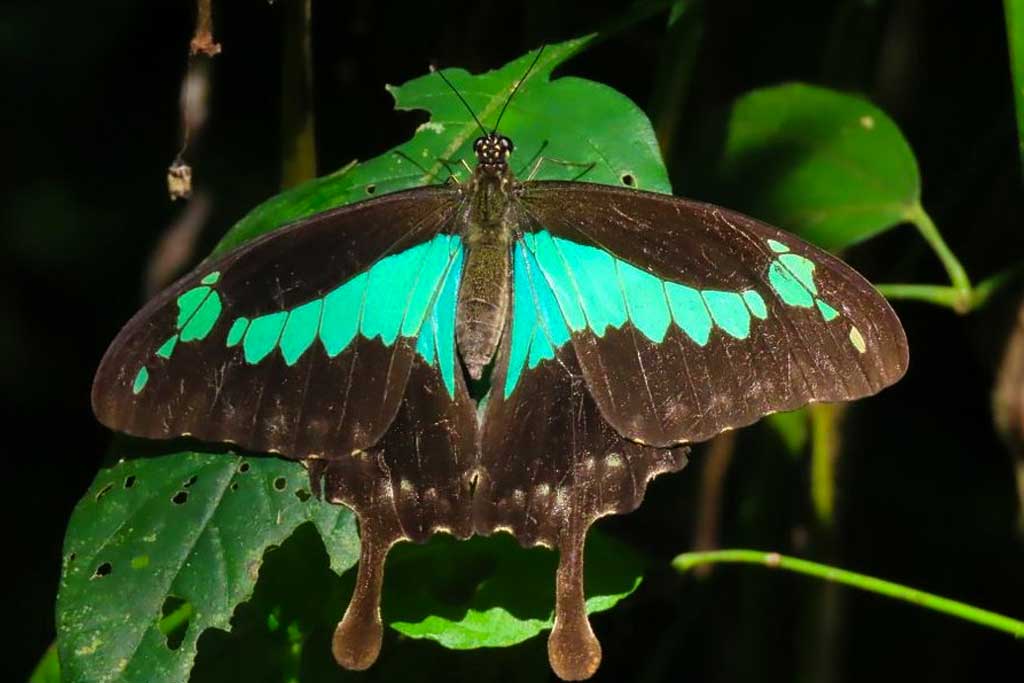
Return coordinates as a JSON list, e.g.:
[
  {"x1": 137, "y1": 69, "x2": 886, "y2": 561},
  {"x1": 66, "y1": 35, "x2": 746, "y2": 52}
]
[
  {"x1": 691, "y1": 431, "x2": 737, "y2": 577},
  {"x1": 190, "y1": 0, "x2": 221, "y2": 56}
]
